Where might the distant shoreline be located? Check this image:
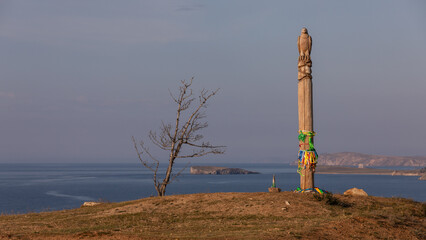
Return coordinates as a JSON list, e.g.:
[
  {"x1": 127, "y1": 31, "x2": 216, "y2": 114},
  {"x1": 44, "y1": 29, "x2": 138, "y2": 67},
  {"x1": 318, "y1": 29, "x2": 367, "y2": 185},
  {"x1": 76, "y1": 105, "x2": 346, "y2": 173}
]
[
  {"x1": 315, "y1": 165, "x2": 423, "y2": 178},
  {"x1": 317, "y1": 152, "x2": 426, "y2": 167}
]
